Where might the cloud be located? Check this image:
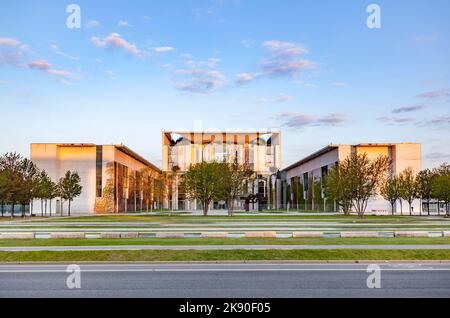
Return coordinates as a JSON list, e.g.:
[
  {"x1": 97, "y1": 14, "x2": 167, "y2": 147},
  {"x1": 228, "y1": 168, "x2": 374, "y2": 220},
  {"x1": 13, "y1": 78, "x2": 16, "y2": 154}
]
[
  {"x1": 256, "y1": 93, "x2": 294, "y2": 104},
  {"x1": 417, "y1": 89, "x2": 450, "y2": 99},
  {"x1": 274, "y1": 93, "x2": 294, "y2": 103},
  {"x1": 0, "y1": 37, "x2": 29, "y2": 66},
  {"x1": 1, "y1": 38, "x2": 73, "y2": 83},
  {"x1": 331, "y1": 81, "x2": 348, "y2": 87},
  {"x1": 0, "y1": 37, "x2": 21, "y2": 46},
  {"x1": 258, "y1": 40, "x2": 315, "y2": 78},
  {"x1": 295, "y1": 80, "x2": 318, "y2": 88},
  {"x1": 377, "y1": 115, "x2": 450, "y2": 129},
  {"x1": 259, "y1": 58, "x2": 314, "y2": 77},
  {"x1": 47, "y1": 69, "x2": 71, "y2": 78},
  {"x1": 91, "y1": 33, "x2": 144, "y2": 57},
  {"x1": 236, "y1": 72, "x2": 253, "y2": 85},
  {"x1": 154, "y1": 46, "x2": 175, "y2": 53},
  {"x1": 172, "y1": 68, "x2": 227, "y2": 93},
  {"x1": 27, "y1": 59, "x2": 72, "y2": 79},
  {"x1": 85, "y1": 20, "x2": 100, "y2": 28},
  {"x1": 27, "y1": 60, "x2": 51, "y2": 70},
  {"x1": 376, "y1": 116, "x2": 415, "y2": 125},
  {"x1": 262, "y1": 40, "x2": 309, "y2": 57},
  {"x1": 426, "y1": 152, "x2": 450, "y2": 160},
  {"x1": 414, "y1": 34, "x2": 440, "y2": 43},
  {"x1": 241, "y1": 39, "x2": 255, "y2": 48},
  {"x1": 50, "y1": 44, "x2": 80, "y2": 61},
  {"x1": 391, "y1": 105, "x2": 427, "y2": 114},
  {"x1": 278, "y1": 112, "x2": 347, "y2": 128},
  {"x1": 117, "y1": 20, "x2": 132, "y2": 27},
  {"x1": 105, "y1": 69, "x2": 116, "y2": 80},
  {"x1": 416, "y1": 116, "x2": 450, "y2": 128}
]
